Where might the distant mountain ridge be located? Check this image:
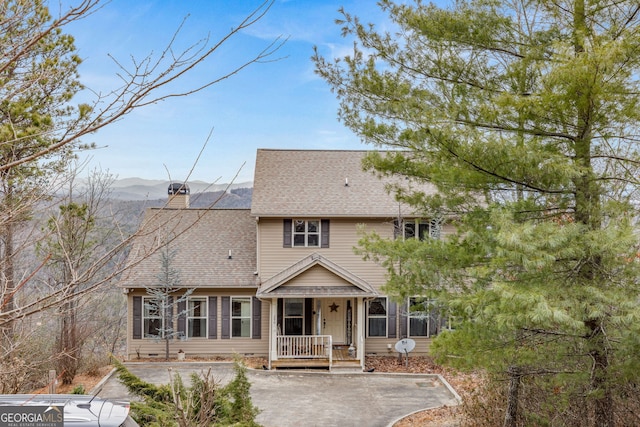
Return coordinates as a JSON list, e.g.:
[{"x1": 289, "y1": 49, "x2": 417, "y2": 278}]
[{"x1": 109, "y1": 178, "x2": 253, "y2": 201}]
